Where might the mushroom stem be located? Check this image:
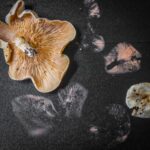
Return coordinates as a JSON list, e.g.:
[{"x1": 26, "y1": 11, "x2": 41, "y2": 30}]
[
  {"x1": 13, "y1": 37, "x2": 37, "y2": 57},
  {"x1": 0, "y1": 21, "x2": 36, "y2": 57},
  {"x1": 0, "y1": 21, "x2": 15, "y2": 42}
]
